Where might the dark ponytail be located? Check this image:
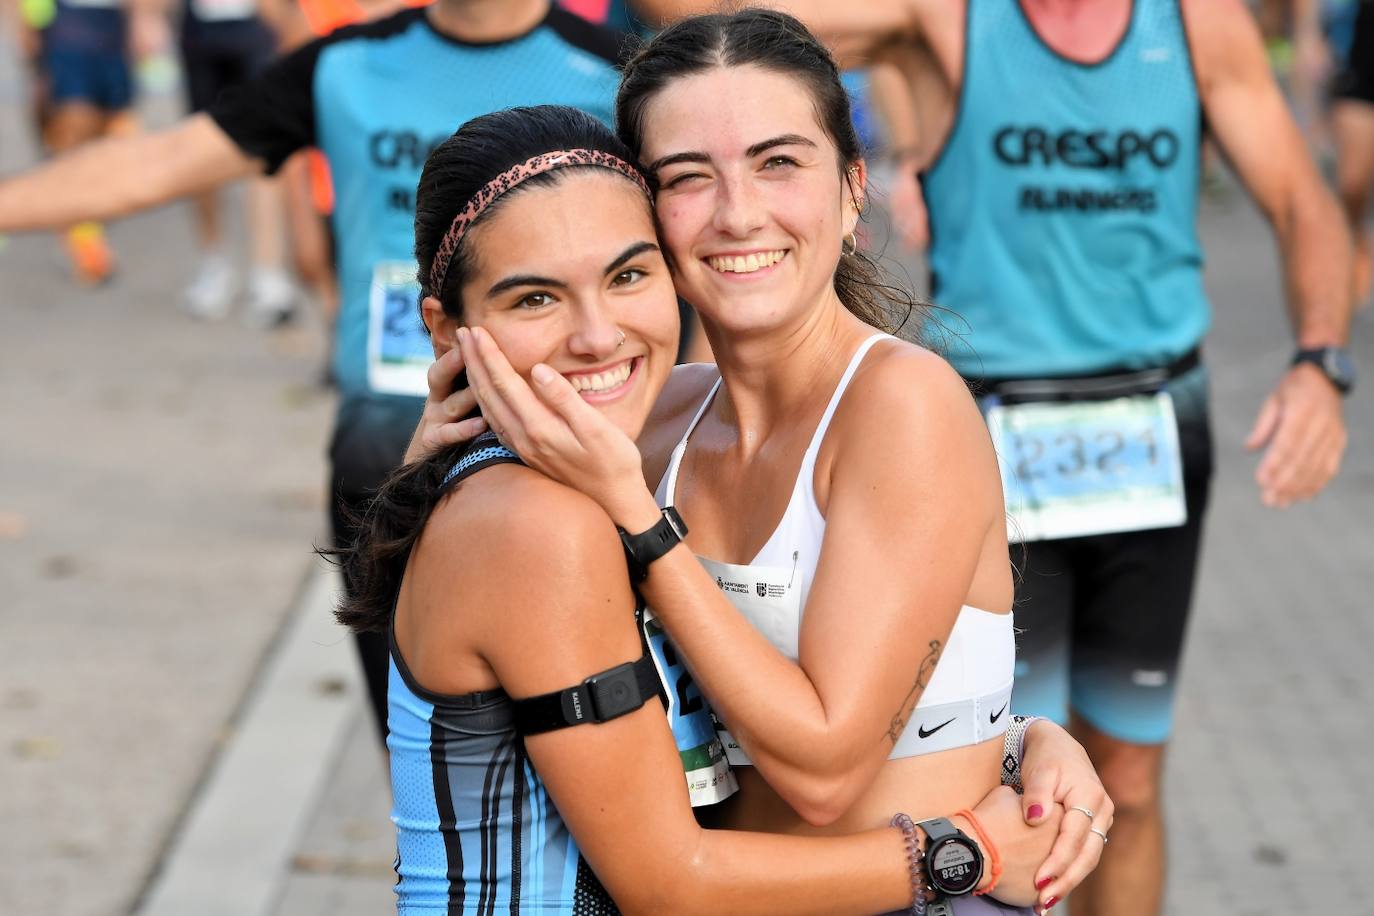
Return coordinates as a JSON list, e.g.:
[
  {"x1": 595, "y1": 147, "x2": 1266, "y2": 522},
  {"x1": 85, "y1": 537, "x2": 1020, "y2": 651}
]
[
  {"x1": 328, "y1": 105, "x2": 653, "y2": 634},
  {"x1": 615, "y1": 9, "x2": 924, "y2": 336}
]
